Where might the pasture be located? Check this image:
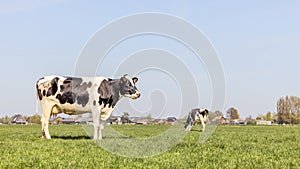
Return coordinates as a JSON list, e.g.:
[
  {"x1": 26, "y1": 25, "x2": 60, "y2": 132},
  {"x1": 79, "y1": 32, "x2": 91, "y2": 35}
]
[{"x1": 0, "y1": 124, "x2": 299, "y2": 168}]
